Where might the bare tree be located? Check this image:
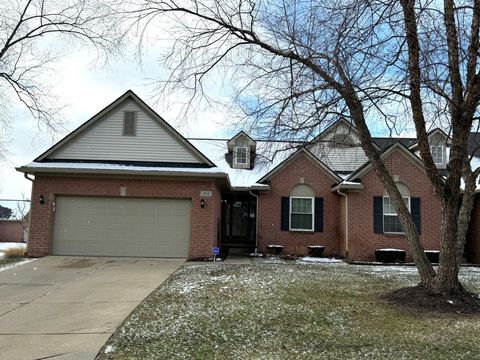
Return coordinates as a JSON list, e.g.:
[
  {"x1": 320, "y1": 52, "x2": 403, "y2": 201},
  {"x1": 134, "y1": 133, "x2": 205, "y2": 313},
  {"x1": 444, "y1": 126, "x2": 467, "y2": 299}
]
[
  {"x1": 124, "y1": 0, "x2": 480, "y2": 294},
  {"x1": 0, "y1": 0, "x2": 123, "y2": 158}
]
